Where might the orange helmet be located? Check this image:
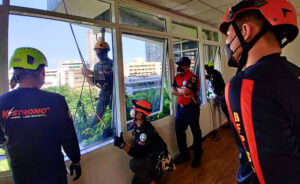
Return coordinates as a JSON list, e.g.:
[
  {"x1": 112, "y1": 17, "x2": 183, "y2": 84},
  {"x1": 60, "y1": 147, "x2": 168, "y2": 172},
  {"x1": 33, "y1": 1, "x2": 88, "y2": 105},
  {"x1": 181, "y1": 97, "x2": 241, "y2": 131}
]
[
  {"x1": 132, "y1": 100, "x2": 152, "y2": 116},
  {"x1": 219, "y1": 0, "x2": 298, "y2": 43},
  {"x1": 94, "y1": 41, "x2": 110, "y2": 51}
]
